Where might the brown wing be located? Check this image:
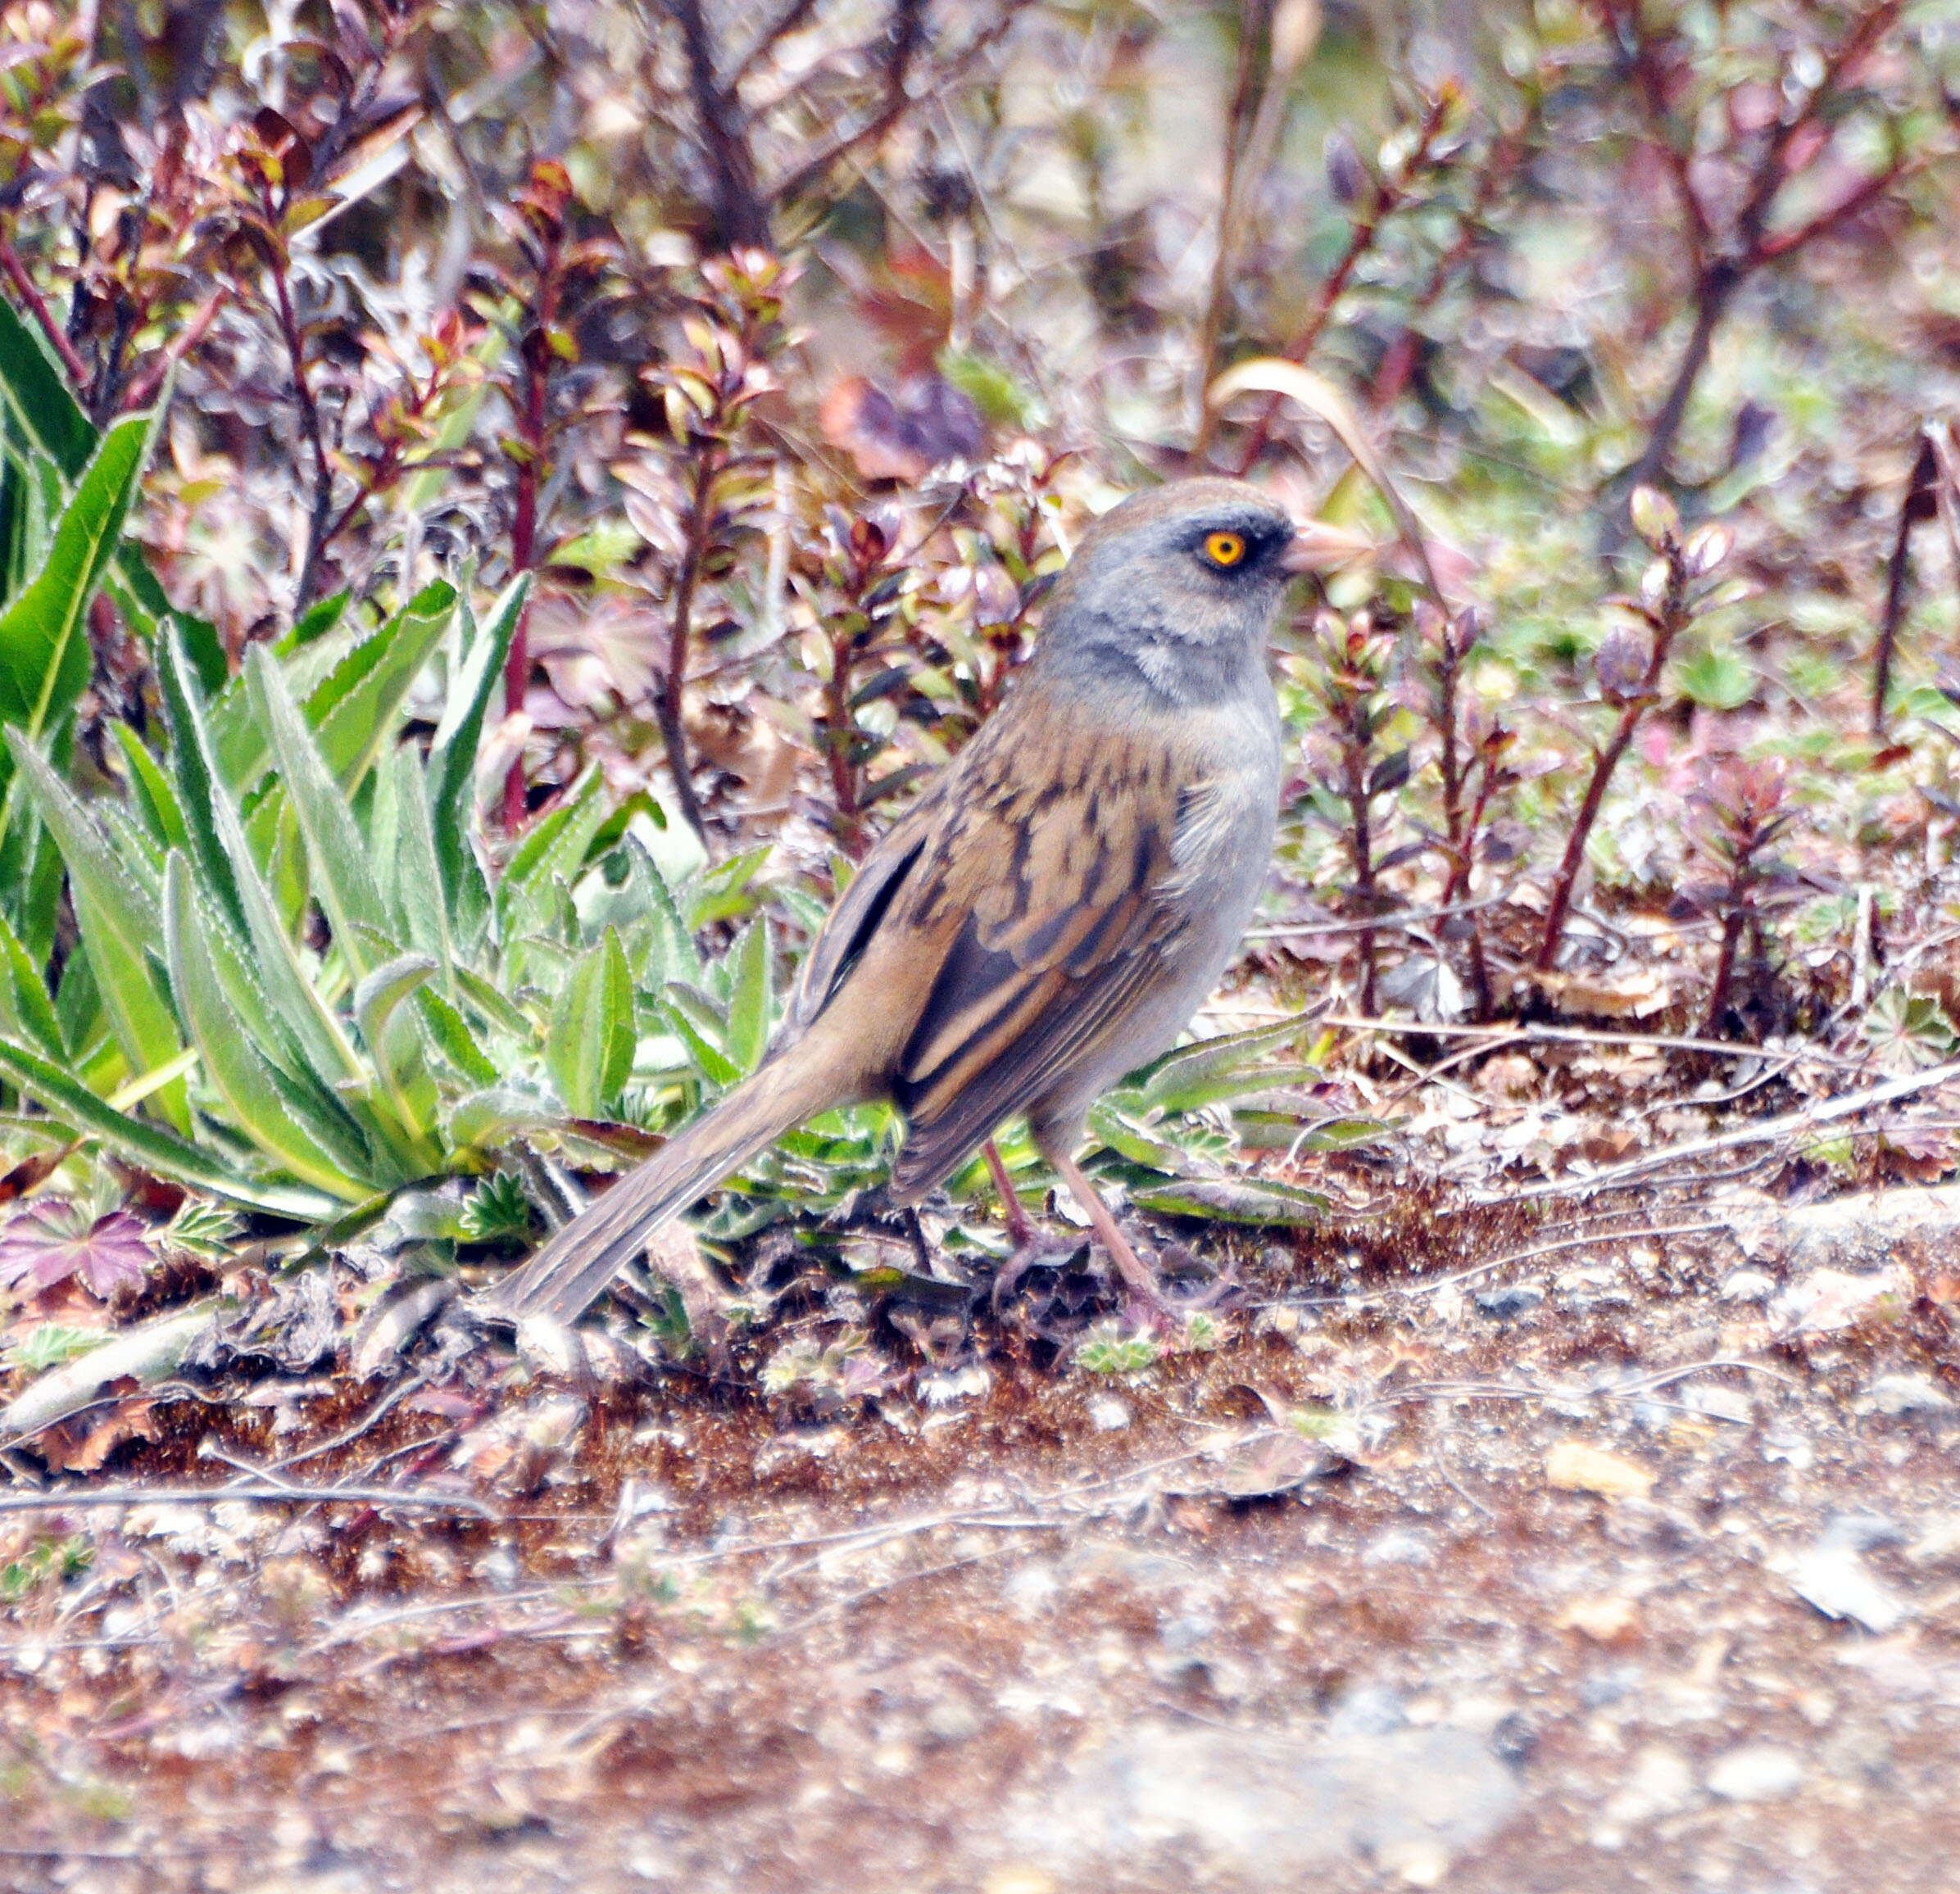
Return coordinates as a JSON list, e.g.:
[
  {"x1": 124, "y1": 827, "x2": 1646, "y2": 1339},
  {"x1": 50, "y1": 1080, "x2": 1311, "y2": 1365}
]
[
  {"x1": 776, "y1": 784, "x2": 946, "y2": 1048},
  {"x1": 878, "y1": 698, "x2": 1190, "y2": 1193}
]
